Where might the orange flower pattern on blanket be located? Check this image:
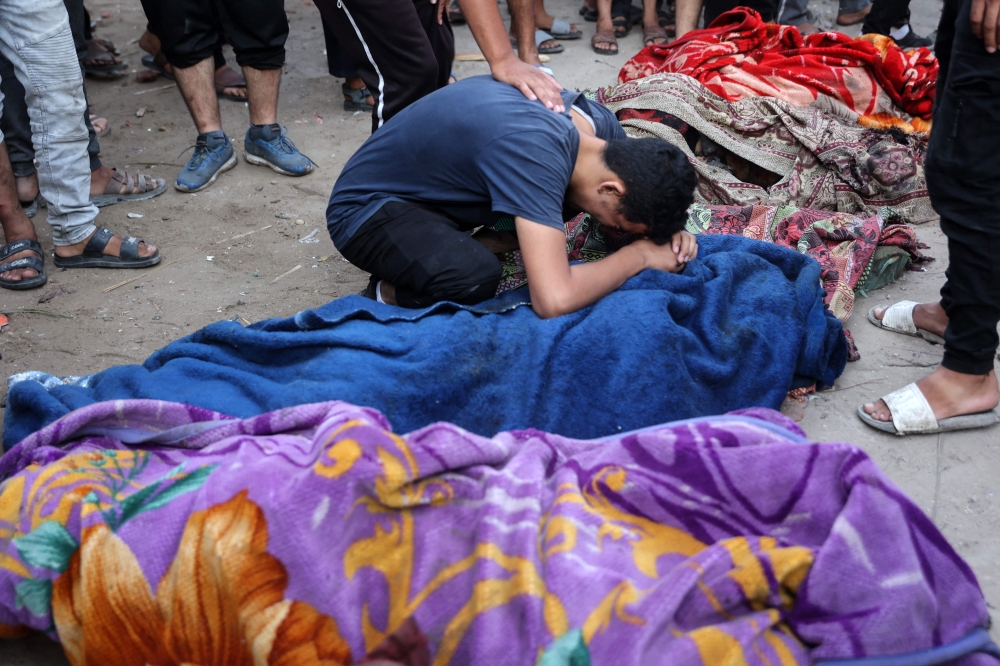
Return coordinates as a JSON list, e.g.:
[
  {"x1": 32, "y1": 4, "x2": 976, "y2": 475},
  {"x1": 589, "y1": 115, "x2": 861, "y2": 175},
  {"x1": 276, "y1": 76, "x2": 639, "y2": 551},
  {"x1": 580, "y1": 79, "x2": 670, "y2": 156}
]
[
  {"x1": 0, "y1": 411, "x2": 831, "y2": 665},
  {"x1": 51, "y1": 491, "x2": 351, "y2": 666}
]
